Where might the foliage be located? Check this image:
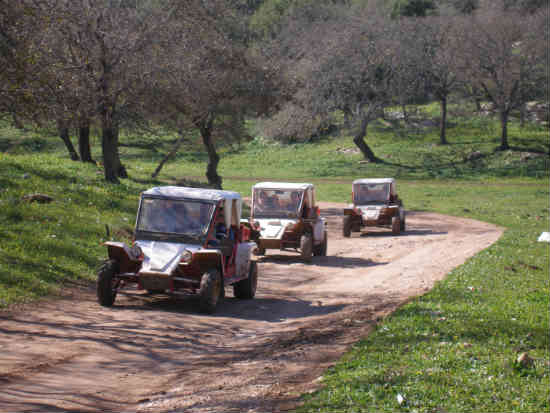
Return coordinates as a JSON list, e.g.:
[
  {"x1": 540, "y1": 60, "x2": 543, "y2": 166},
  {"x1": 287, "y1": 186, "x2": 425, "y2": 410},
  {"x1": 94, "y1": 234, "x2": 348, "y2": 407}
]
[
  {"x1": 391, "y1": 0, "x2": 437, "y2": 18},
  {"x1": 249, "y1": 0, "x2": 348, "y2": 39}
]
